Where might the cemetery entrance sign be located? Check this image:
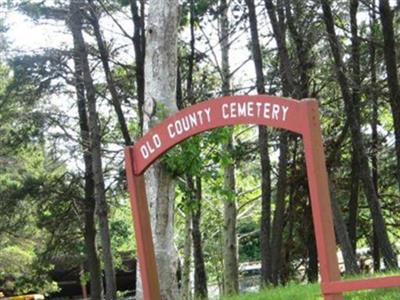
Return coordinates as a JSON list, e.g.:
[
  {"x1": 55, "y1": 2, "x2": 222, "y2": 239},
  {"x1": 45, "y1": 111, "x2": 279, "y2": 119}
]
[{"x1": 124, "y1": 95, "x2": 400, "y2": 300}]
